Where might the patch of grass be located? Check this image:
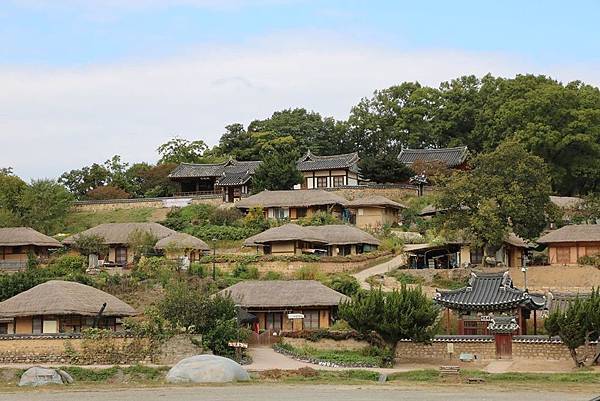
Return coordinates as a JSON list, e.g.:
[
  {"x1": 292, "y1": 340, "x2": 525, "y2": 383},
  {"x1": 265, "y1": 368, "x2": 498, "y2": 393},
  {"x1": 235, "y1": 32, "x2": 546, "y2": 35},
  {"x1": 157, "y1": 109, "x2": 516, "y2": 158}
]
[
  {"x1": 277, "y1": 343, "x2": 389, "y2": 367},
  {"x1": 461, "y1": 370, "x2": 600, "y2": 384},
  {"x1": 63, "y1": 208, "x2": 155, "y2": 234},
  {"x1": 257, "y1": 368, "x2": 379, "y2": 383},
  {"x1": 387, "y1": 270, "x2": 426, "y2": 285},
  {"x1": 431, "y1": 273, "x2": 469, "y2": 290},
  {"x1": 60, "y1": 365, "x2": 169, "y2": 383},
  {"x1": 387, "y1": 369, "x2": 440, "y2": 382}
]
